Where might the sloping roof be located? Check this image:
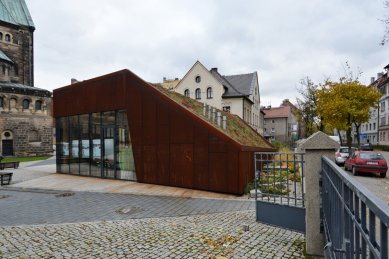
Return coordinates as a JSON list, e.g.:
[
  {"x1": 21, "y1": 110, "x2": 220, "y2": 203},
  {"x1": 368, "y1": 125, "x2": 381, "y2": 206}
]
[
  {"x1": 209, "y1": 69, "x2": 243, "y2": 97},
  {"x1": 224, "y1": 72, "x2": 256, "y2": 96},
  {"x1": 262, "y1": 106, "x2": 290, "y2": 119},
  {"x1": 0, "y1": 81, "x2": 51, "y2": 97},
  {"x1": 0, "y1": 49, "x2": 12, "y2": 63},
  {"x1": 0, "y1": 0, "x2": 34, "y2": 28},
  {"x1": 155, "y1": 83, "x2": 273, "y2": 148}
]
